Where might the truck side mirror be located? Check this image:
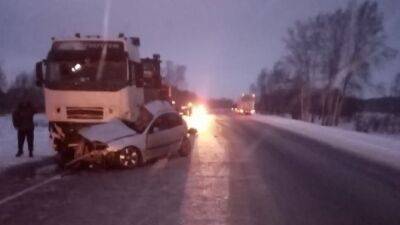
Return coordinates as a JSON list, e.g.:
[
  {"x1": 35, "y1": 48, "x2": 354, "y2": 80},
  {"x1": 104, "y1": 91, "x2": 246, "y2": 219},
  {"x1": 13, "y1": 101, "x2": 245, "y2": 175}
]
[{"x1": 35, "y1": 61, "x2": 44, "y2": 87}]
